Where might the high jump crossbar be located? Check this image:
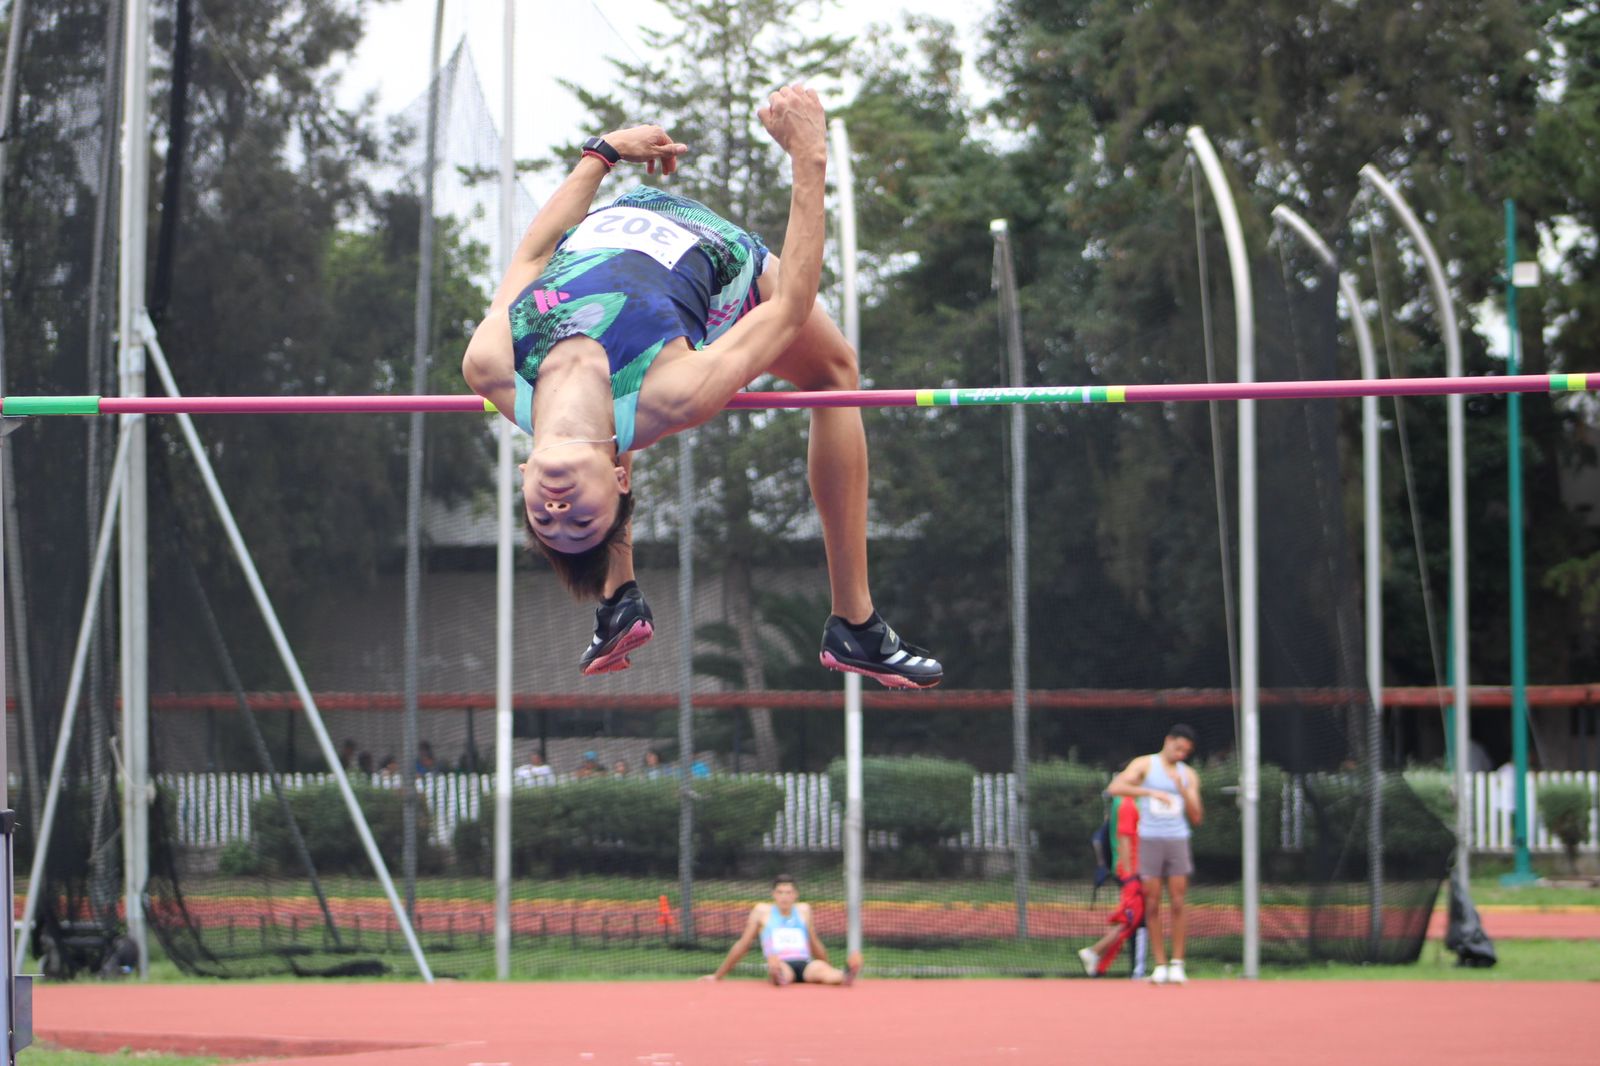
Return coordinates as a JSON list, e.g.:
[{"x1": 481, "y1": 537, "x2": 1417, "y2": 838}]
[{"x1": 0, "y1": 372, "x2": 1594, "y2": 417}]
